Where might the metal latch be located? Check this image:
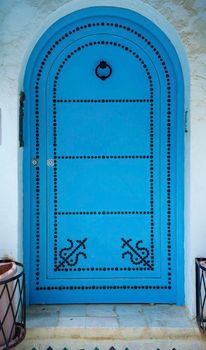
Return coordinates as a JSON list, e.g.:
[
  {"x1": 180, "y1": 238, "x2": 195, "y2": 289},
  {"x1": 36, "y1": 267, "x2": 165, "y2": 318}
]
[
  {"x1": 185, "y1": 110, "x2": 189, "y2": 133},
  {"x1": 19, "y1": 91, "x2": 25, "y2": 147}
]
